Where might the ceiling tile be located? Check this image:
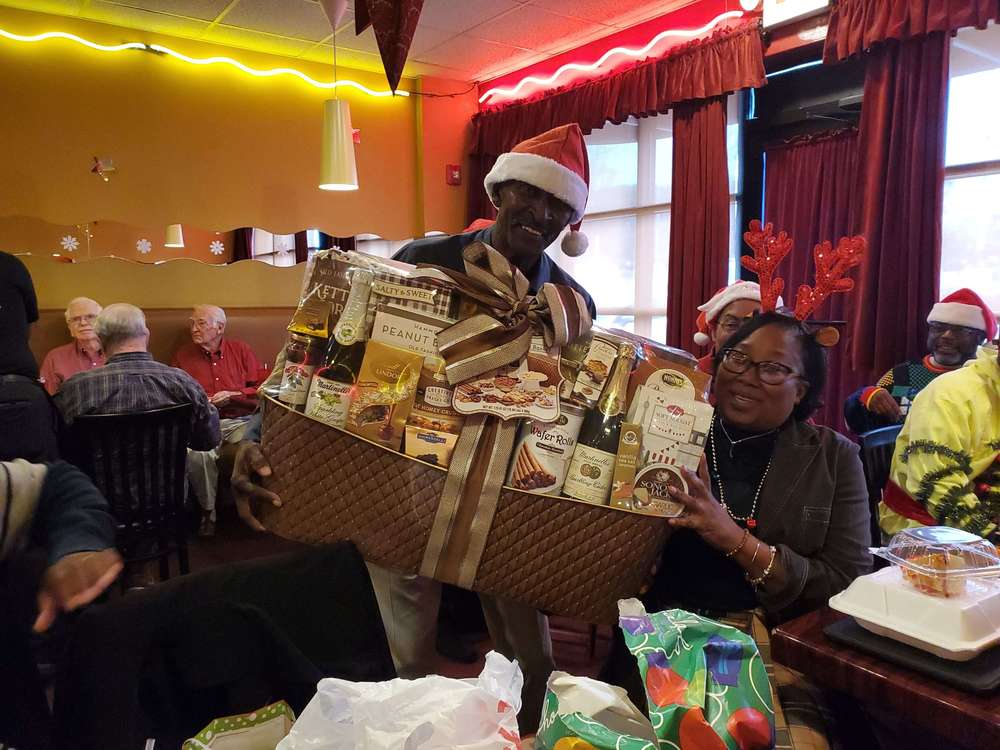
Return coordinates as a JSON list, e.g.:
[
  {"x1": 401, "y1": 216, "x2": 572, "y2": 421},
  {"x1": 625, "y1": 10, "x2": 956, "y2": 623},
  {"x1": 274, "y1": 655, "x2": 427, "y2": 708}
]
[
  {"x1": 417, "y1": 0, "x2": 525, "y2": 34},
  {"x1": 415, "y1": 34, "x2": 535, "y2": 76},
  {"x1": 467, "y1": 7, "x2": 609, "y2": 52},
  {"x1": 0, "y1": 0, "x2": 84, "y2": 17},
  {"x1": 201, "y1": 24, "x2": 313, "y2": 58},
  {"x1": 409, "y1": 24, "x2": 454, "y2": 56},
  {"x1": 97, "y1": 0, "x2": 232, "y2": 22},
  {"x1": 222, "y1": 0, "x2": 334, "y2": 42},
  {"x1": 85, "y1": 1, "x2": 212, "y2": 38},
  {"x1": 333, "y1": 24, "x2": 380, "y2": 54}
]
